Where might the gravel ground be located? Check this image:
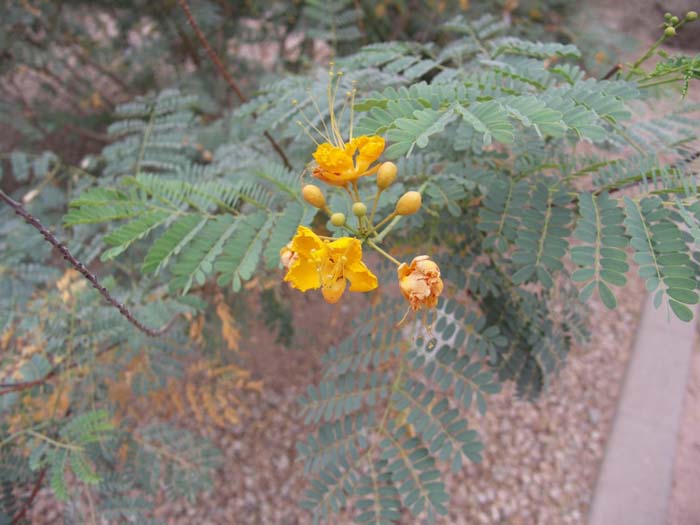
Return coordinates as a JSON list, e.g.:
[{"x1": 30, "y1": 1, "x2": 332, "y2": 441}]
[
  {"x1": 668, "y1": 335, "x2": 700, "y2": 525},
  {"x1": 26, "y1": 275, "x2": 646, "y2": 525},
  {"x1": 160, "y1": 281, "x2": 647, "y2": 525}
]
